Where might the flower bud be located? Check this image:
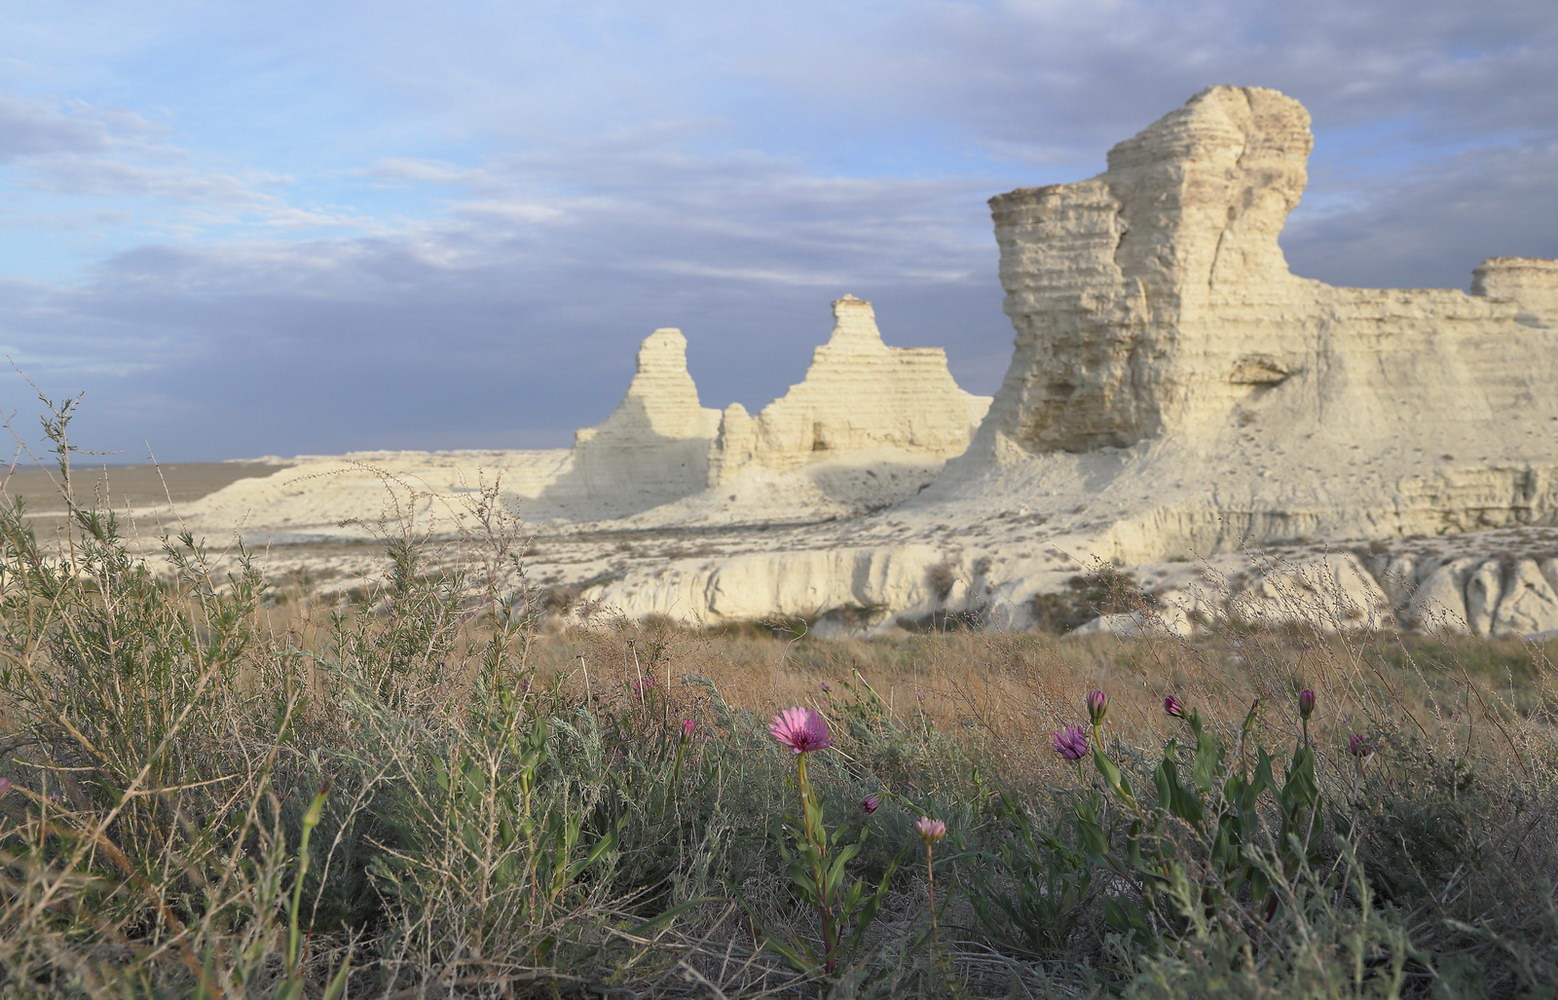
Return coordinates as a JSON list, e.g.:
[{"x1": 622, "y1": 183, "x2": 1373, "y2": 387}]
[
  {"x1": 1086, "y1": 689, "x2": 1109, "y2": 726},
  {"x1": 1163, "y1": 695, "x2": 1185, "y2": 718},
  {"x1": 1298, "y1": 689, "x2": 1316, "y2": 720},
  {"x1": 861, "y1": 794, "x2": 880, "y2": 815}
]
